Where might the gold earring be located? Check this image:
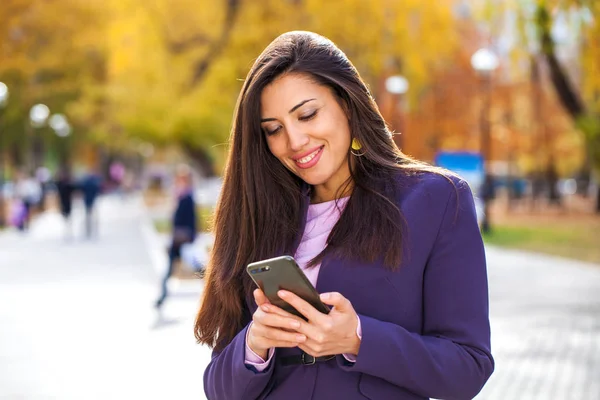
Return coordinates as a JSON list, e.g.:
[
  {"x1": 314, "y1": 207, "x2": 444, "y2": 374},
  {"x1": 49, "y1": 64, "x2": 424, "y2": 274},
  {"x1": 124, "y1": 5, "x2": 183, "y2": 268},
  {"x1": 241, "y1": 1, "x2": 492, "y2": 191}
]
[{"x1": 350, "y1": 138, "x2": 364, "y2": 157}]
